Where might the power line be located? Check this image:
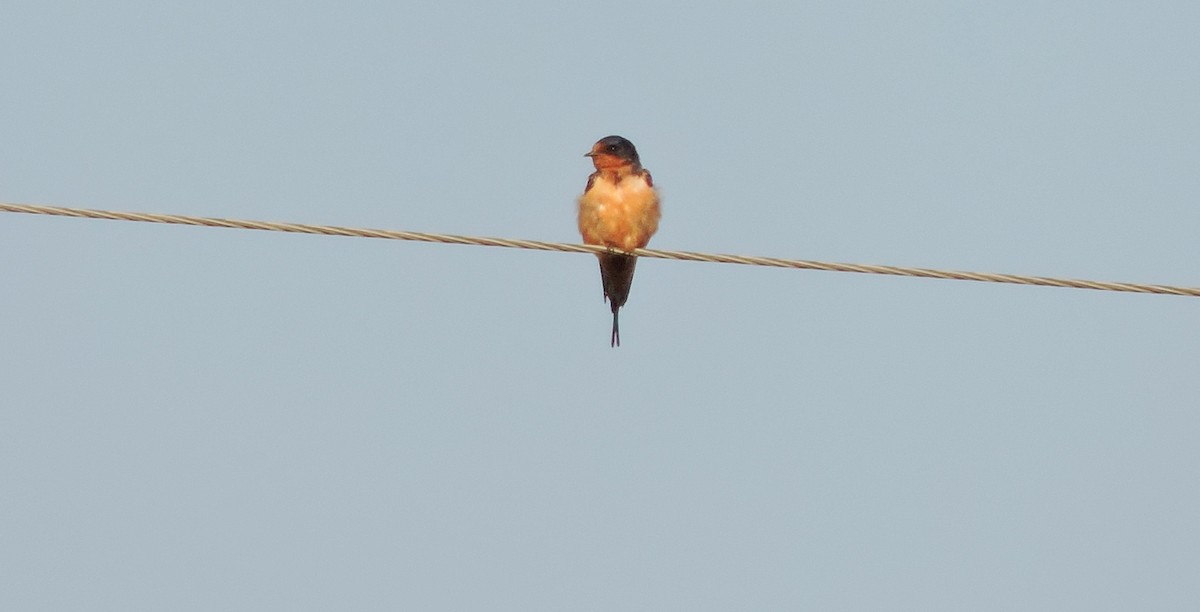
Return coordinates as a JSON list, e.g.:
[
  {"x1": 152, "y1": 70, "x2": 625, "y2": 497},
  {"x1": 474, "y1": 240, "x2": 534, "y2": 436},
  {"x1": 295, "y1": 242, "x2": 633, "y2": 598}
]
[{"x1": 3, "y1": 201, "x2": 1197, "y2": 298}]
